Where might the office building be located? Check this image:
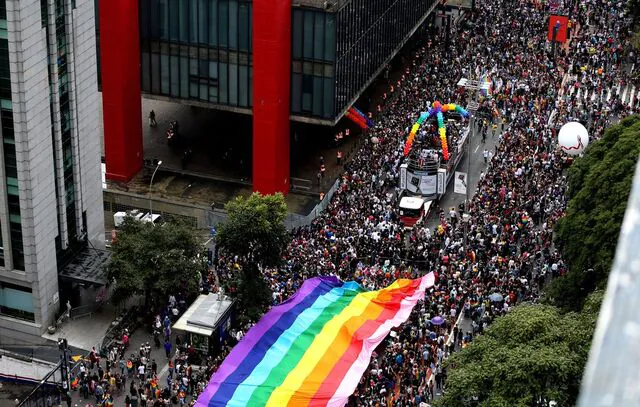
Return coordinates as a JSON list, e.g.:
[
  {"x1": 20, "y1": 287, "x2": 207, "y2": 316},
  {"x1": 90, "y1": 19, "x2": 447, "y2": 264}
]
[
  {"x1": 0, "y1": 0, "x2": 104, "y2": 344},
  {"x1": 102, "y1": 0, "x2": 439, "y2": 194}
]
